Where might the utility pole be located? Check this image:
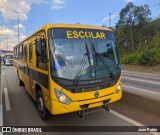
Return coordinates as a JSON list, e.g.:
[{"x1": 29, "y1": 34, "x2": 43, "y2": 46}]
[
  {"x1": 109, "y1": 12, "x2": 112, "y2": 27},
  {"x1": 15, "y1": 11, "x2": 21, "y2": 43},
  {"x1": 6, "y1": 38, "x2": 8, "y2": 50},
  {"x1": 130, "y1": 22, "x2": 134, "y2": 52}
]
